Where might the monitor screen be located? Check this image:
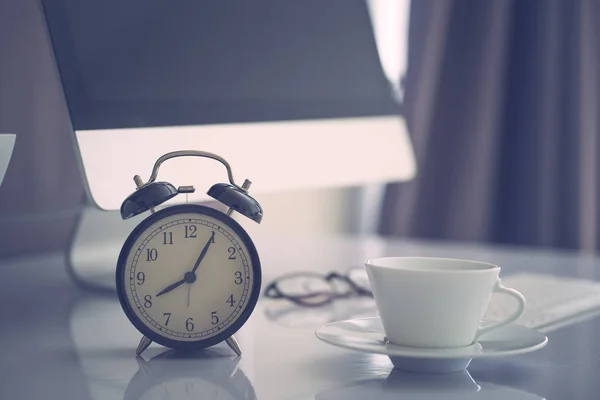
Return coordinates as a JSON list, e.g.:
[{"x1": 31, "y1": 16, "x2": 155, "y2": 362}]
[{"x1": 42, "y1": 0, "x2": 400, "y2": 131}]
